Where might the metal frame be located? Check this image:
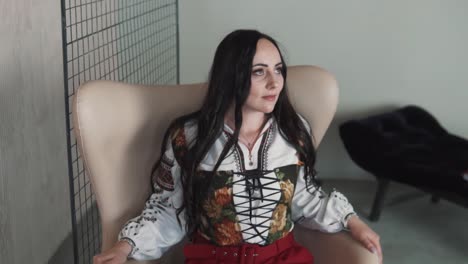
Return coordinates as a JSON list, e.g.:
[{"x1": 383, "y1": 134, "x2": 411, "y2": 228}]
[{"x1": 61, "y1": 1, "x2": 179, "y2": 263}]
